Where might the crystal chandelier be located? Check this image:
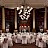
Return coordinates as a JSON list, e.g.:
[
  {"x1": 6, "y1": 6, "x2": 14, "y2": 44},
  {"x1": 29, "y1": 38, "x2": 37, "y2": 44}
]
[{"x1": 17, "y1": 0, "x2": 33, "y2": 20}]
